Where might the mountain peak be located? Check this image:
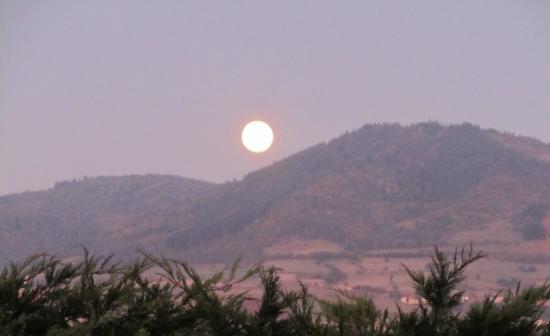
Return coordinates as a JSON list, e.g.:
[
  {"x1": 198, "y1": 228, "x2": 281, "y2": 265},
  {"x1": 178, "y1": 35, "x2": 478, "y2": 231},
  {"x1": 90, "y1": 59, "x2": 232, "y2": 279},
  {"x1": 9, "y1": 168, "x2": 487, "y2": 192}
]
[{"x1": 0, "y1": 123, "x2": 549, "y2": 263}]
